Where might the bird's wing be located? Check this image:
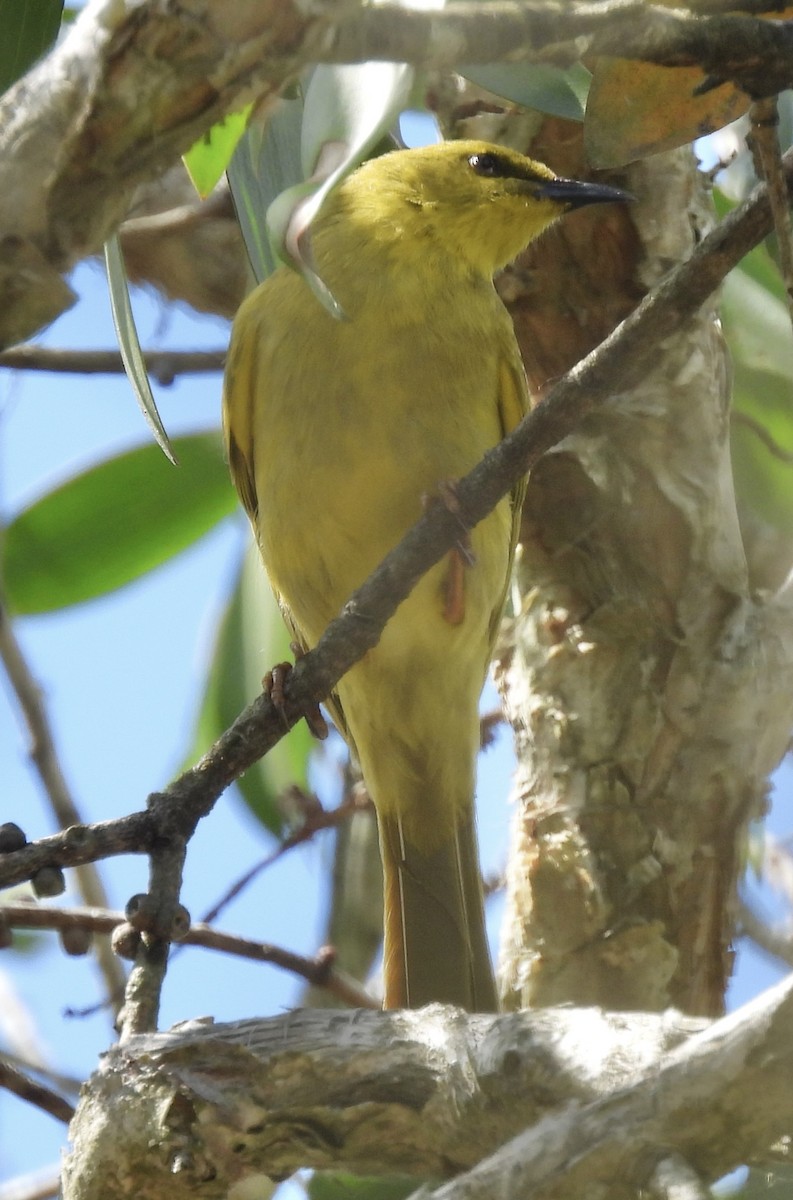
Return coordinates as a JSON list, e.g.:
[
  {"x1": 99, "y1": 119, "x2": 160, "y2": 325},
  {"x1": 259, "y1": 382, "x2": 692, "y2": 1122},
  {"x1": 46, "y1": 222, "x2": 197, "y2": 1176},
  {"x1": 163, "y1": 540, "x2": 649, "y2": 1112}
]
[
  {"x1": 488, "y1": 352, "x2": 530, "y2": 648},
  {"x1": 223, "y1": 320, "x2": 352, "y2": 743},
  {"x1": 222, "y1": 330, "x2": 260, "y2": 526}
]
